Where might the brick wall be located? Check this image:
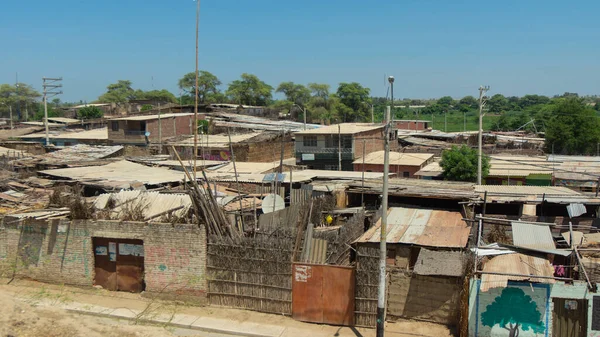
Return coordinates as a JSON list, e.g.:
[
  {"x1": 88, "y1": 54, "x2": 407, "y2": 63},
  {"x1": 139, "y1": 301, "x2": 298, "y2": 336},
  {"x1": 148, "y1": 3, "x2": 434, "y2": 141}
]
[
  {"x1": 146, "y1": 115, "x2": 194, "y2": 142},
  {"x1": 387, "y1": 270, "x2": 461, "y2": 325},
  {"x1": 0, "y1": 219, "x2": 207, "y2": 300},
  {"x1": 353, "y1": 129, "x2": 385, "y2": 158},
  {"x1": 353, "y1": 163, "x2": 423, "y2": 178}
]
